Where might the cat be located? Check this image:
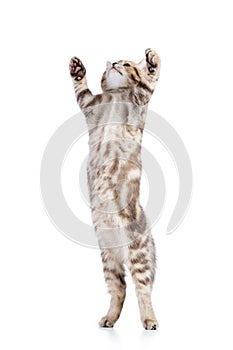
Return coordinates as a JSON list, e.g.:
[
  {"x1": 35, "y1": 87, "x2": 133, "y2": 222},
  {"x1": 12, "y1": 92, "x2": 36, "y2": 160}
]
[{"x1": 69, "y1": 49, "x2": 161, "y2": 330}]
